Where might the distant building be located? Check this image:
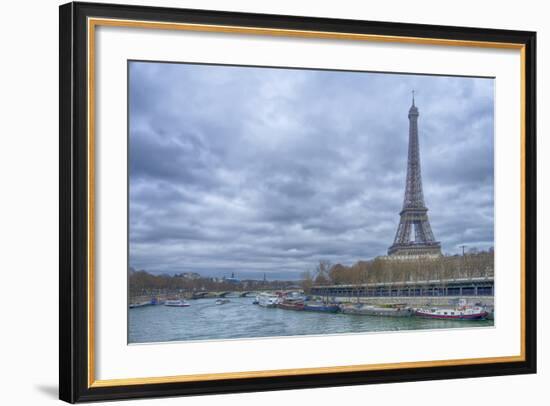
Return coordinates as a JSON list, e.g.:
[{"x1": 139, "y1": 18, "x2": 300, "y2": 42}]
[
  {"x1": 223, "y1": 272, "x2": 240, "y2": 285},
  {"x1": 175, "y1": 272, "x2": 201, "y2": 280}
]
